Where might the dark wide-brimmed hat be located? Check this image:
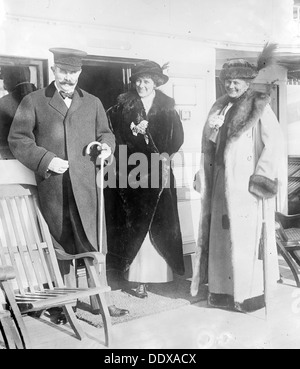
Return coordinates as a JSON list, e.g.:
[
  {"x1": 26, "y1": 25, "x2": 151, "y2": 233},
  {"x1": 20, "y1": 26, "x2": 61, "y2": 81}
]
[
  {"x1": 130, "y1": 60, "x2": 169, "y2": 86},
  {"x1": 219, "y1": 43, "x2": 278, "y2": 84},
  {"x1": 49, "y1": 47, "x2": 87, "y2": 72}
]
